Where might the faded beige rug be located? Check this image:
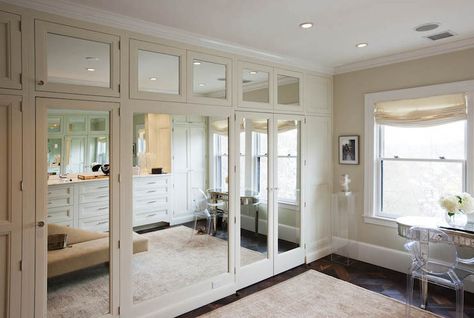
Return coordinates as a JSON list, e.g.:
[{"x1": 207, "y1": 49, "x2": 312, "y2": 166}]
[
  {"x1": 199, "y1": 270, "x2": 440, "y2": 318},
  {"x1": 47, "y1": 226, "x2": 265, "y2": 318}
]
